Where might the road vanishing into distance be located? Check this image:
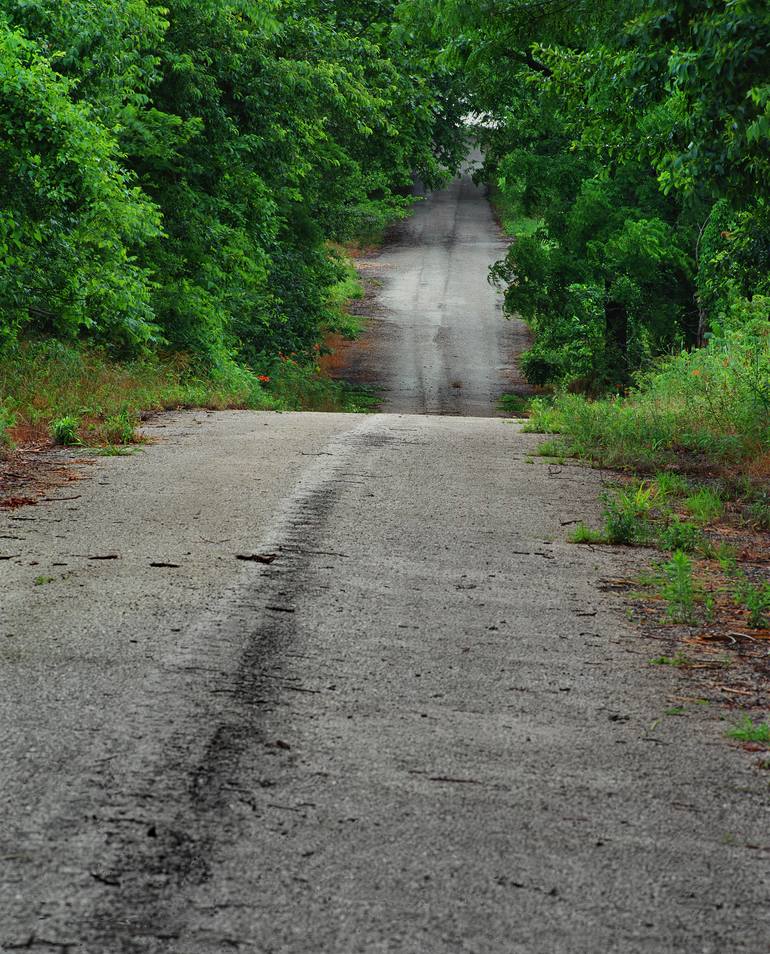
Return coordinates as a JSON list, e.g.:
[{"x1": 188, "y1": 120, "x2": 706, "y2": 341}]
[
  {"x1": 1, "y1": 163, "x2": 769, "y2": 953},
  {"x1": 329, "y1": 151, "x2": 533, "y2": 415}
]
